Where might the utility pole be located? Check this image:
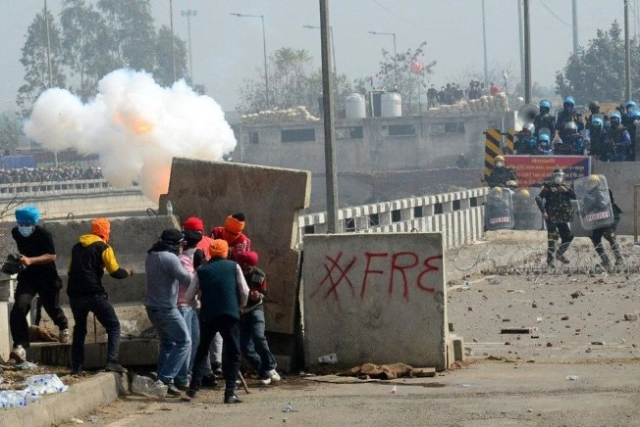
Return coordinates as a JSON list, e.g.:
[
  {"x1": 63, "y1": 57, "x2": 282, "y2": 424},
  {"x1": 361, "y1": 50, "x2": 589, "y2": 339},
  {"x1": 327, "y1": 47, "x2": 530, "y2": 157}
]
[
  {"x1": 181, "y1": 10, "x2": 197, "y2": 83},
  {"x1": 523, "y1": 0, "x2": 532, "y2": 104},
  {"x1": 44, "y1": 0, "x2": 58, "y2": 167},
  {"x1": 320, "y1": 0, "x2": 339, "y2": 233},
  {"x1": 517, "y1": 0, "x2": 524, "y2": 91},
  {"x1": 304, "y1": 25, "x2": 337, "y2": 76},
  {"x1": 170, "y1": 0, "x2": 176, "y2": 81},
  {"x1": 572, "y1": 0, "x2": 579, "y2": 54},
  {"x1": 625, "y1": 0, "x2": 632, "y2": 100},
  {"x1": 231, "y1": 13, "x2": 270, "y2": 108},
  {"x1": 482, "y1": 0, "x2": 489, "y2": 87}
]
